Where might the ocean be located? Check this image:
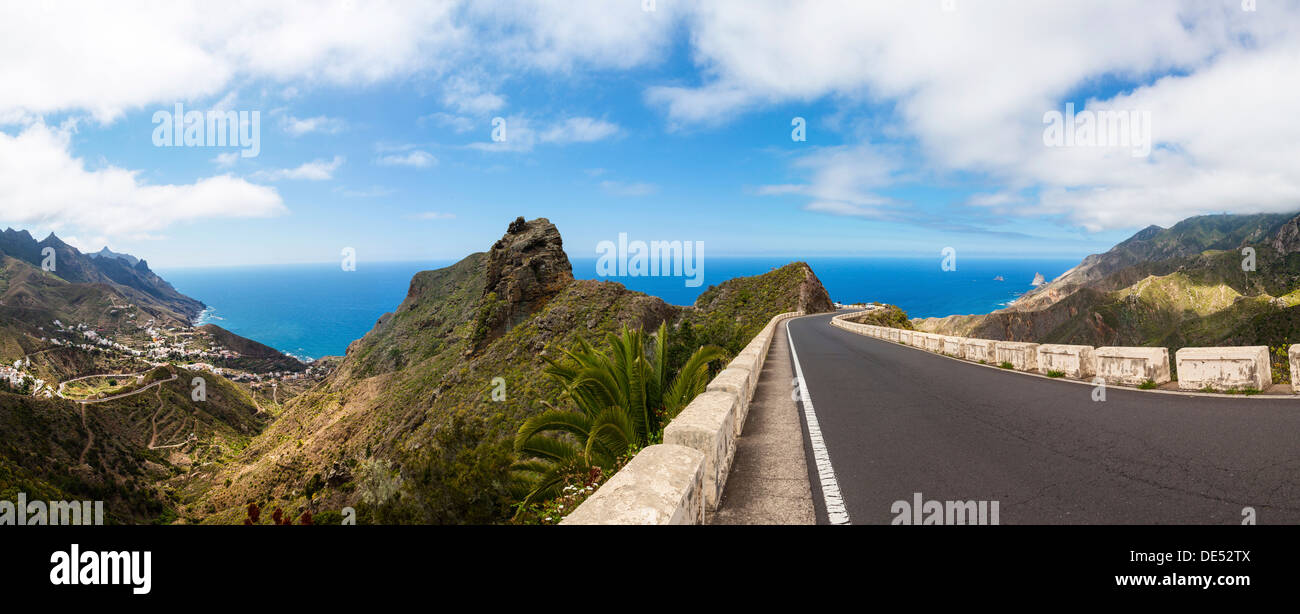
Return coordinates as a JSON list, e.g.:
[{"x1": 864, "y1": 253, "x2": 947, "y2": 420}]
[{"x1": 158, "y1": 256, "x2": 1078, "y2": 360}]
